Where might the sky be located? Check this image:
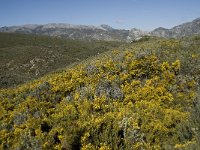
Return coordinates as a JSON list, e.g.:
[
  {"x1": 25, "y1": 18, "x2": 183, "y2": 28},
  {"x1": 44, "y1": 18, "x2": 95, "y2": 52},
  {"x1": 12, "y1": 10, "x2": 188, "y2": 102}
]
[{"x1": 0, "y1": 0, "x2": 200, "y2": 31}]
